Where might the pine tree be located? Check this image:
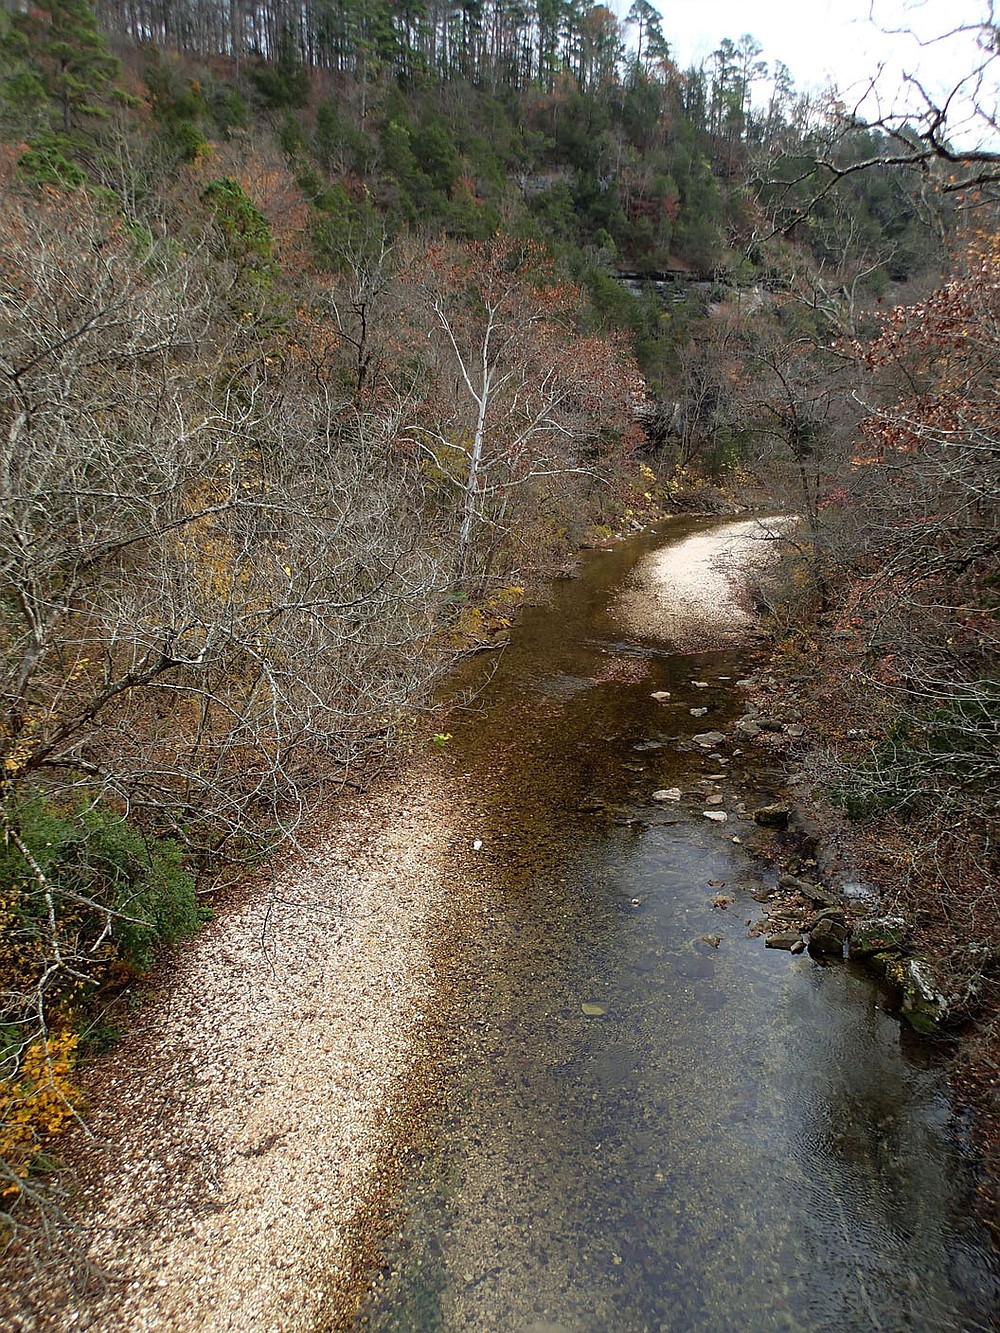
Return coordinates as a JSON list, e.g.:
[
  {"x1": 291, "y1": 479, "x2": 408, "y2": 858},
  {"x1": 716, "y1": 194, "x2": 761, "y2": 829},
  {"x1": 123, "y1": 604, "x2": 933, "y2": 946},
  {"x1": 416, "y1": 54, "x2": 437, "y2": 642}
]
[{"x1": 24, "y1": 0, "x2": 123, "y2": 133}]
